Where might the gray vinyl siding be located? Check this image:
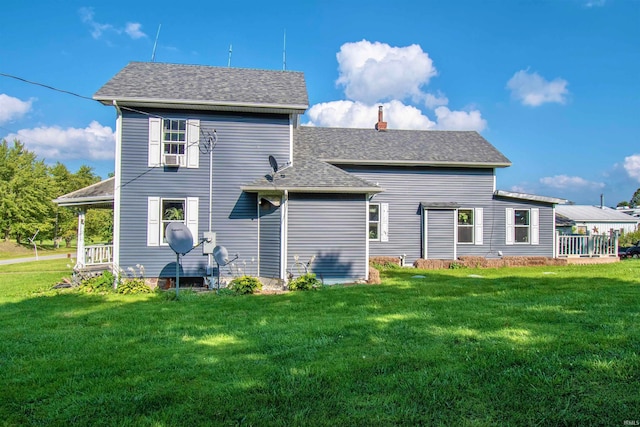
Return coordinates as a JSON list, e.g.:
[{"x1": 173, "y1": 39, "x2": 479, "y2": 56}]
[
  {"x1": 118, "y1": 109, "x2": 290, "y2": 277},
  {"x1": 343, "y1": 166, "x2": 555, "y2": 262},
  {"x1": 425, "y1": 210, "x2": 456, "y2": 259},
  {"x1": 287, "y1": 193, "x2": 367, "y2": 283},
  {"x1": 259, "y1": 203, "x2": 281, "y2": 278},
  {"x1": 491, "y1": 197, "x2": 555, "y2": 257}
]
